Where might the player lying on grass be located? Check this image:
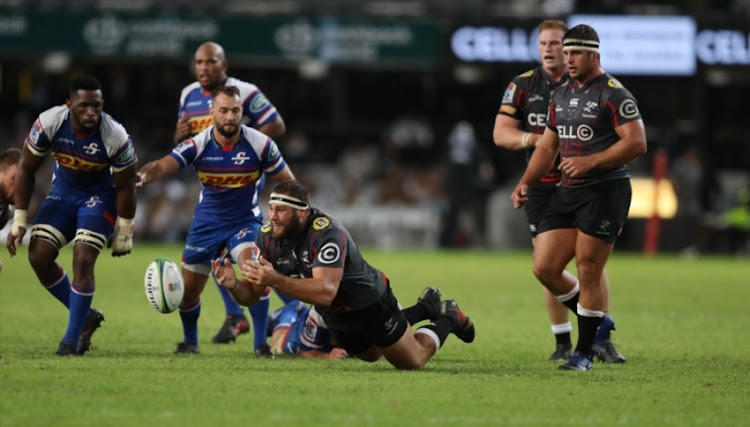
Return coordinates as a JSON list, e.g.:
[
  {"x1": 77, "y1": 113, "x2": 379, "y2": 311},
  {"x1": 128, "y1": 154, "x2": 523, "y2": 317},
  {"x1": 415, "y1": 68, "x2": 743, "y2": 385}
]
[{"x1": 211, "y1": 180, "x2": 475, "y2": 370}]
